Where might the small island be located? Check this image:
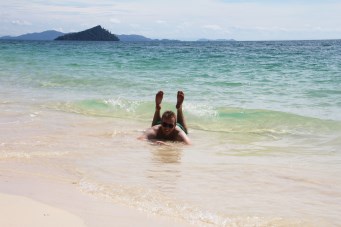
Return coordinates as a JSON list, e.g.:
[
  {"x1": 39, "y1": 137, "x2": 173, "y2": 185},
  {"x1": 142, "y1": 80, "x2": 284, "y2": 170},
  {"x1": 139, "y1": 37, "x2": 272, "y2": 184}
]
[{"x1": 55, "y1": 25, "x2": 119, "y2": 41}]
